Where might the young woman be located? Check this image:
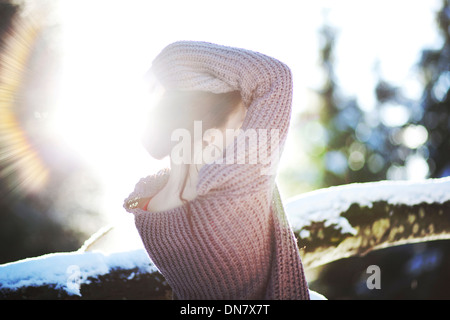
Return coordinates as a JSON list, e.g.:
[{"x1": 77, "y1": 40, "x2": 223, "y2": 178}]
[{"x1": 124, "y1": 41, "x2": 309, "y2": 300}]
